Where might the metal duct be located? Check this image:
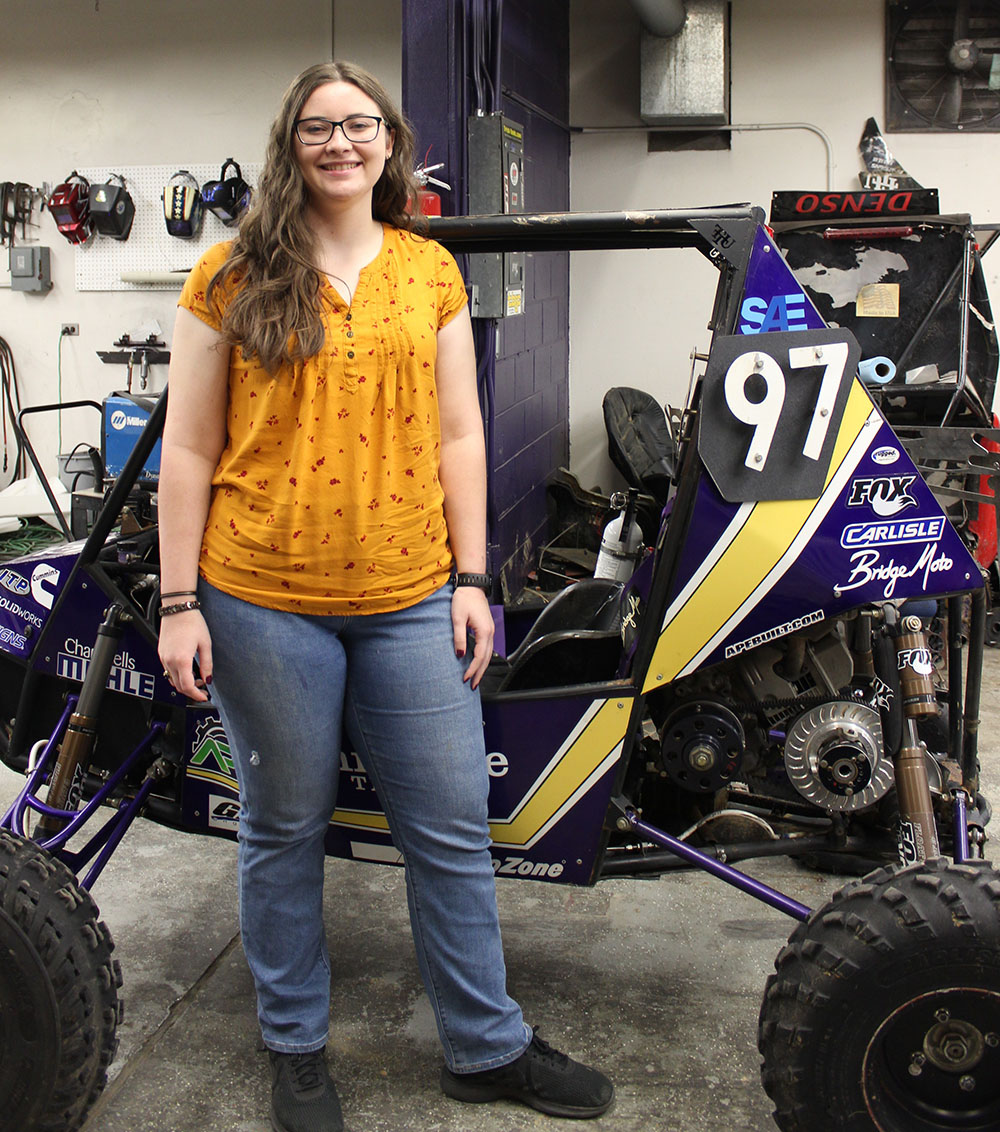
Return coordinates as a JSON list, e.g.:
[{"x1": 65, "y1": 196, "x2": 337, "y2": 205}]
[
  {"x1": 639, "y1": 0, "x2": 729, "y2": 126},
  {"x1": 629, "y1": 0, "x2": 687, "y2": 38}
]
